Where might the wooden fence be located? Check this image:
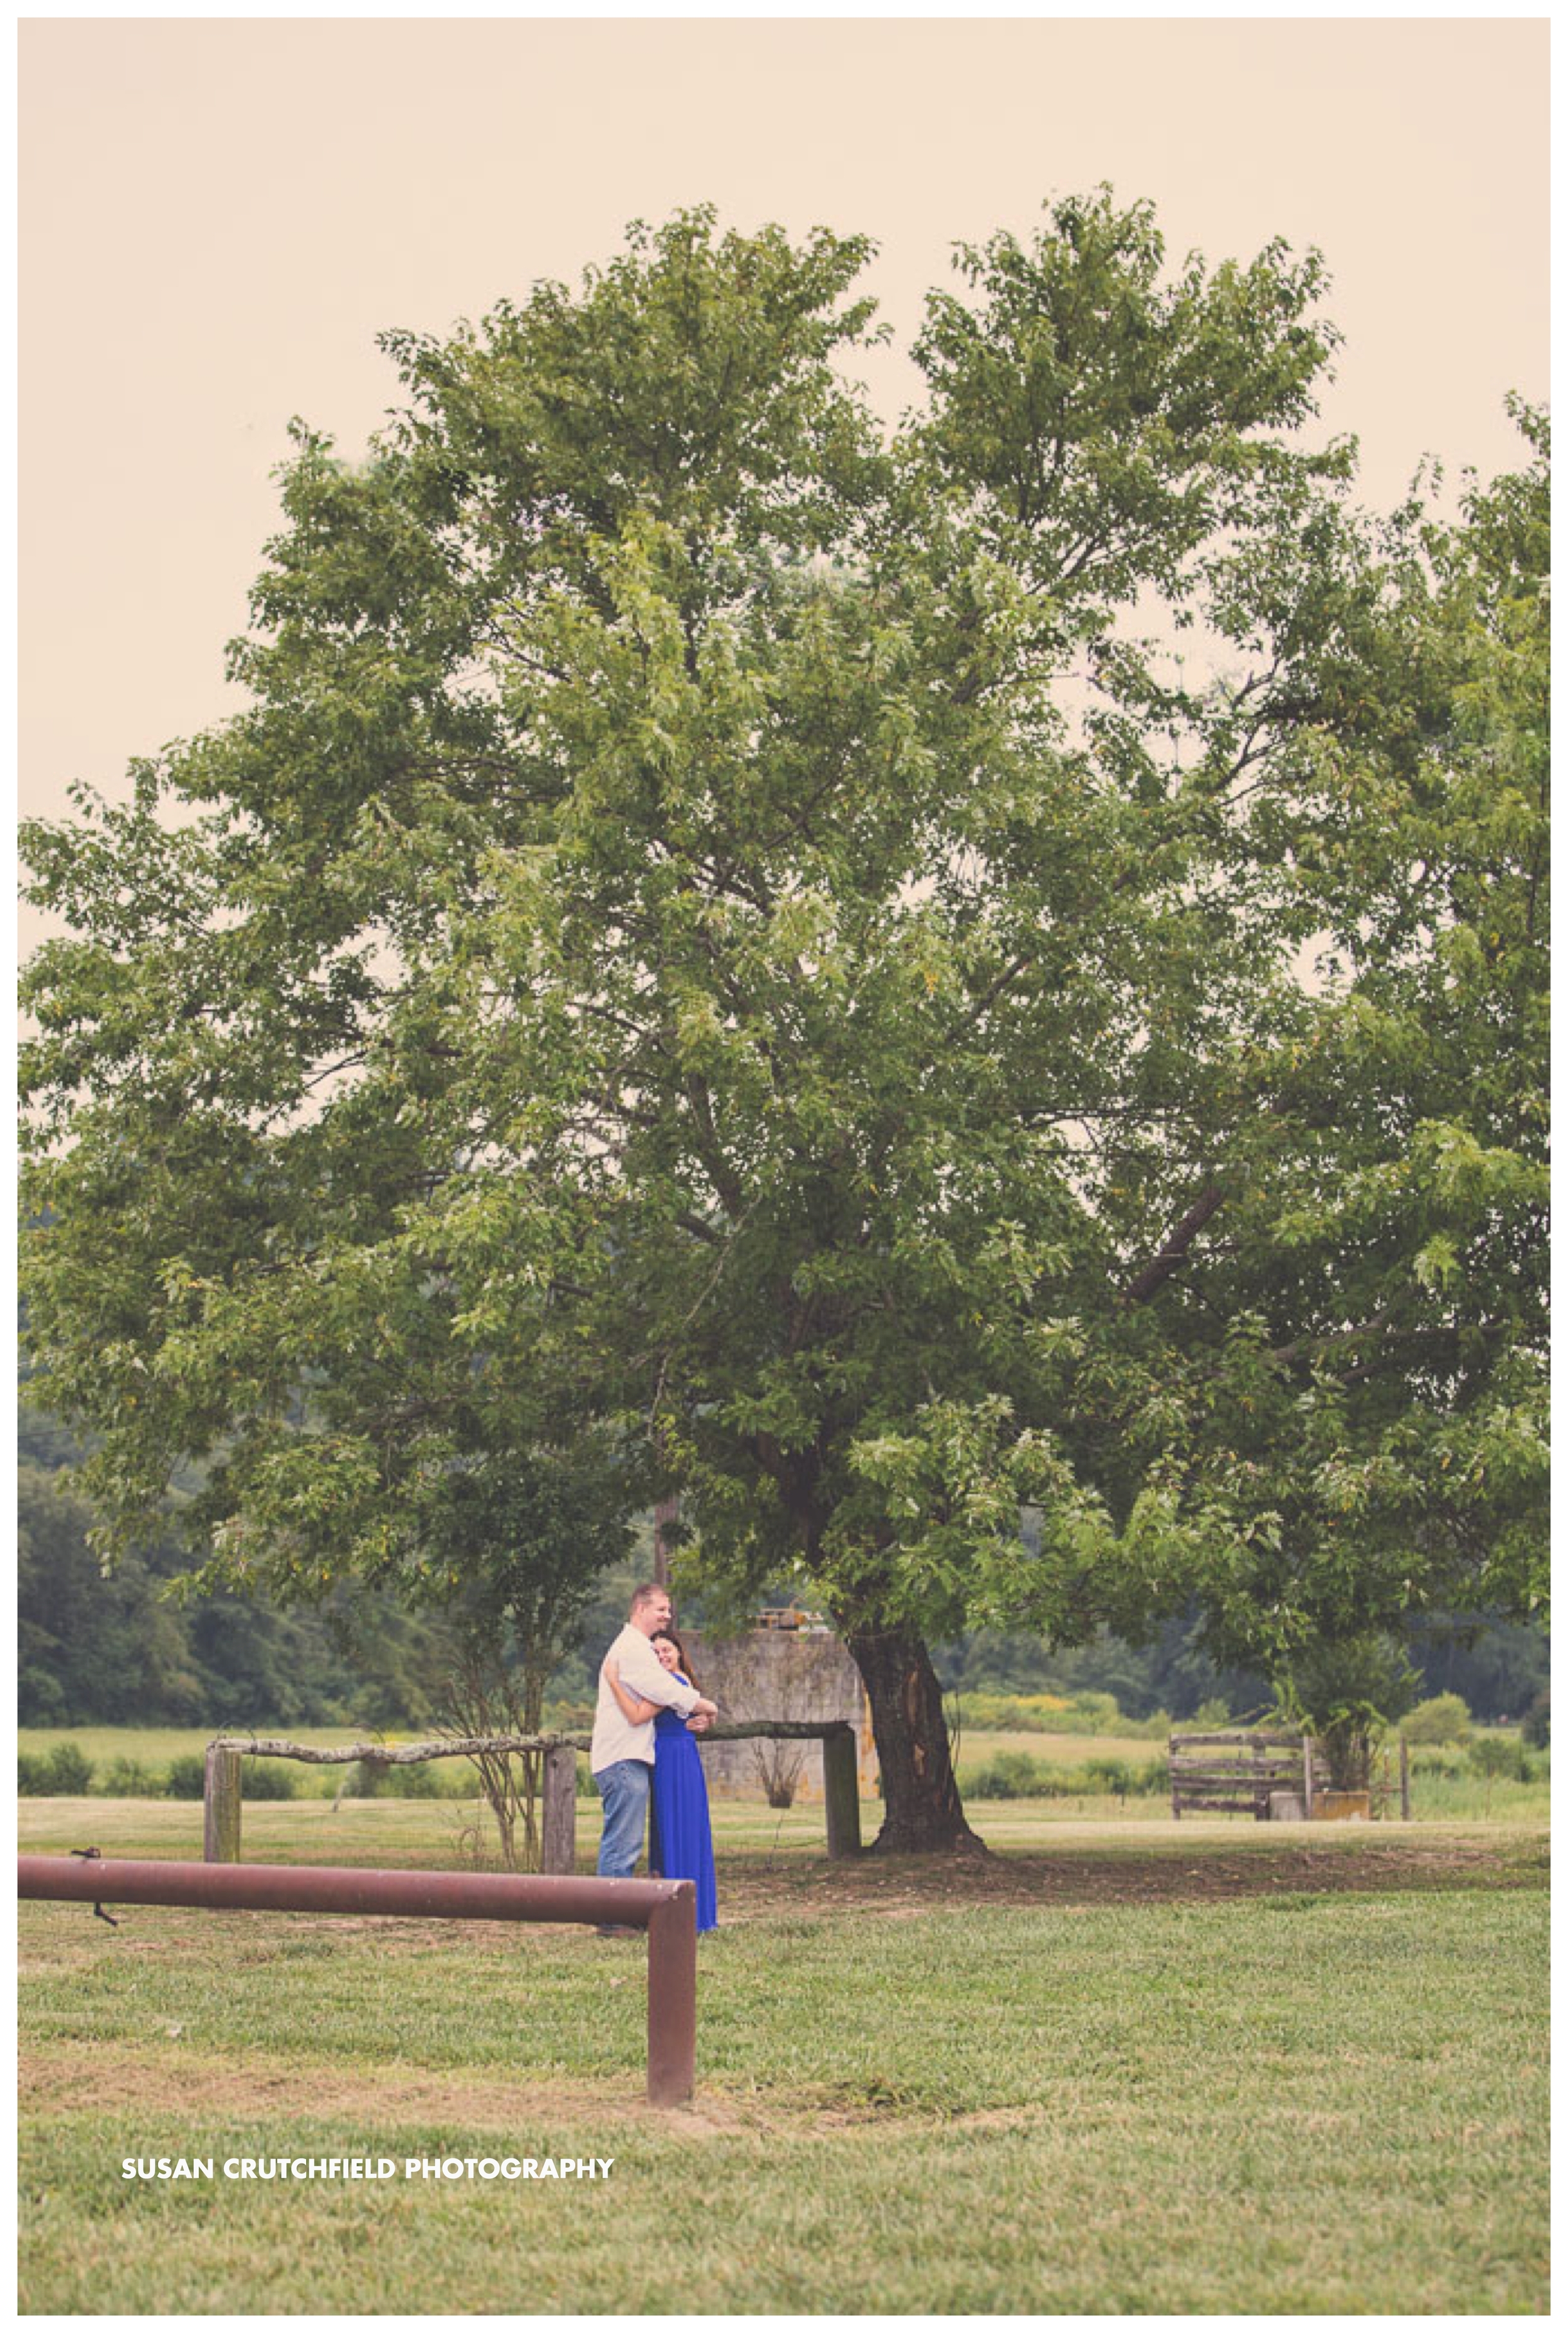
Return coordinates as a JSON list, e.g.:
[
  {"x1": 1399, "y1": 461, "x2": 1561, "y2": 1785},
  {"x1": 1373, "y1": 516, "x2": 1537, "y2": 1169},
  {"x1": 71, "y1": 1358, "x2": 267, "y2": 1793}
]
[
  {"x1": 203, "y1": 1719, "x2": 863, "y2": 1871},
  {"x1": 1170, "y1": 1730, "x2": 1416, "y2": 1821},
  {"x1": 1168, "y1": 1730, "x2": 1315, "y2": 1821}
]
